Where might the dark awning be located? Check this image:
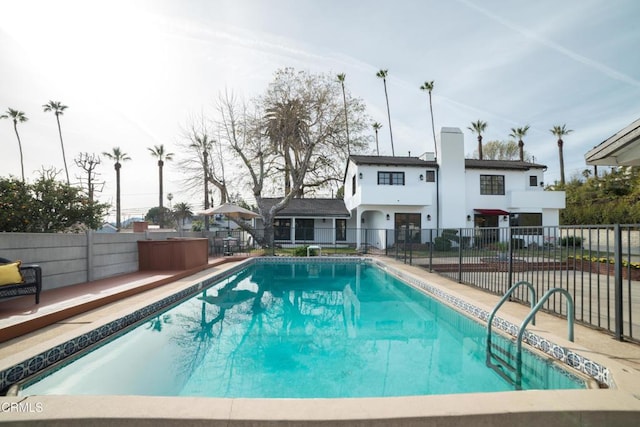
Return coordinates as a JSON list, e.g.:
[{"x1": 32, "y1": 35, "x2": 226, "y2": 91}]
[{"x1": 474, "y1": 209, "x2": 510, "y2": 215}]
